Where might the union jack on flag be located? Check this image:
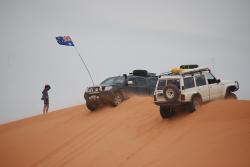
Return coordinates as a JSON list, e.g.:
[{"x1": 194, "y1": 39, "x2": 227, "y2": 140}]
[{"x1": 56, "y1": 36, "x2": 74, "y2": 46}]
